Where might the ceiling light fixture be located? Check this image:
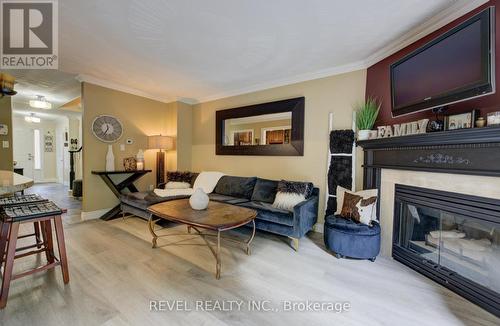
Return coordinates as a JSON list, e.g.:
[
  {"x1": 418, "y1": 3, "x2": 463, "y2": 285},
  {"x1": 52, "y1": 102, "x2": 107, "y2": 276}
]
[
  {"x1": 25, "y1": 113, "x2": 41, "y2": 123},
  {"x1": 29, "y1": 95, "x2": 52, "y2": 109}
]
